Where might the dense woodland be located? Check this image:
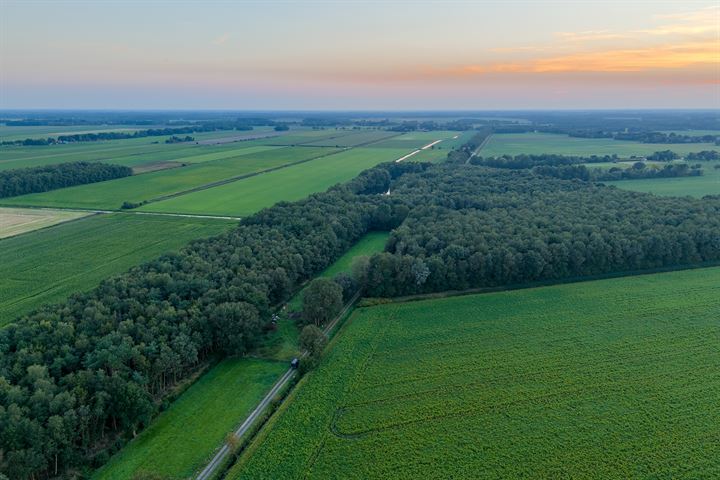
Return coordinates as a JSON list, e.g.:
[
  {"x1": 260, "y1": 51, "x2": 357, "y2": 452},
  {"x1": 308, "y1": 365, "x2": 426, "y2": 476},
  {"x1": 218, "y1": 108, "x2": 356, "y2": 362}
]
[
  {"x1": 0, "y1": 163, "x2": 413, "y2": 479},
  {"x1": 0, "y1": 162, "x2": 132, "y2": 198},
  {"x1": 2, "y1": 131, "x2": 720, "y2": 478},
  {"x1": 360, "y1": 164, "x2": 720, "y2": 297}
]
